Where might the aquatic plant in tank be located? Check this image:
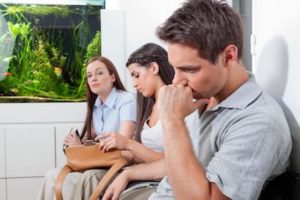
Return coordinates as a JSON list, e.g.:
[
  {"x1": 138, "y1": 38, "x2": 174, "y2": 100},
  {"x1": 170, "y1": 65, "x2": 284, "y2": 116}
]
[{"x1": 0, "y1": 0, "x2": 104, "y2": 102}]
